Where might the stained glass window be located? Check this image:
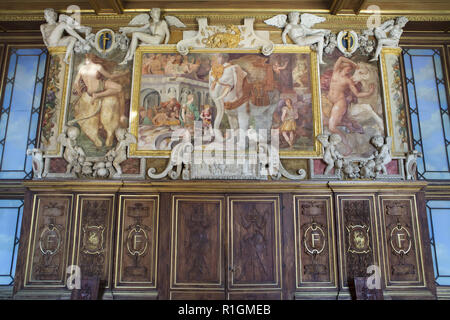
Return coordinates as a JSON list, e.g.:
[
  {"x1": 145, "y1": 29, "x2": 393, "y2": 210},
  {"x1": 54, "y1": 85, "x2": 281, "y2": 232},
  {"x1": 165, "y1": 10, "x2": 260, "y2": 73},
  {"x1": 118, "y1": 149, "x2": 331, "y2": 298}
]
[
  {"x1": 403, "y1": 48, "x2": 450, "y2": 180},
  {"x1": 0, "y1": 48, "x2": 47, "y2": 179},
  {"x1": 0, "y1": 199, "x2": 23, "y2": 286},
  {"x1": 427, "y1": 200, "x2": 450, "y2": 286}
]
